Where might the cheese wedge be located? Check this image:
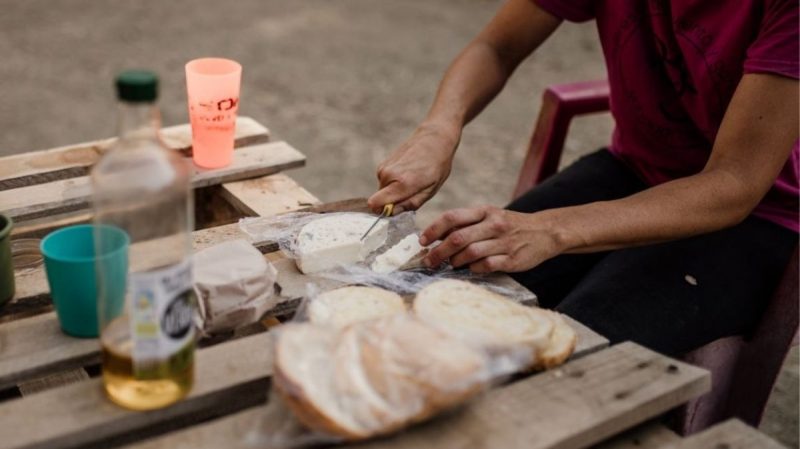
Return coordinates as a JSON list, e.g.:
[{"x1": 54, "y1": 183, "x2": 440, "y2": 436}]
[
  {"x1": 296, "y1": 214, "x2": 389, "y2": 274},
  {"x1": 371, "y1": 234, "x2": 426, "y2": 273}
]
